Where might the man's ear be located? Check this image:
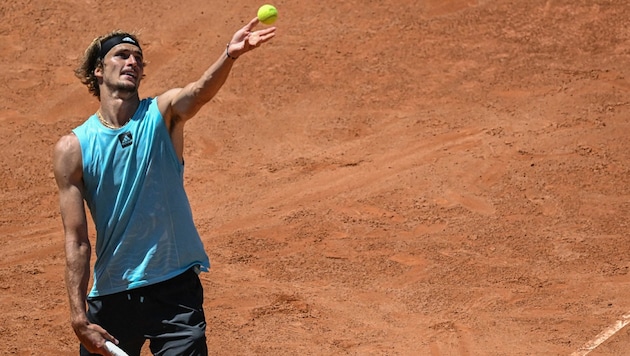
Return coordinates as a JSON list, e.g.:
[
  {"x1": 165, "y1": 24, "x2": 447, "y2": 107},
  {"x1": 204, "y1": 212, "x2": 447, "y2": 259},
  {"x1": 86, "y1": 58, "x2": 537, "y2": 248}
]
[{"x1": 94, "y1": 62, "x2": 104, "y2": 78}]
